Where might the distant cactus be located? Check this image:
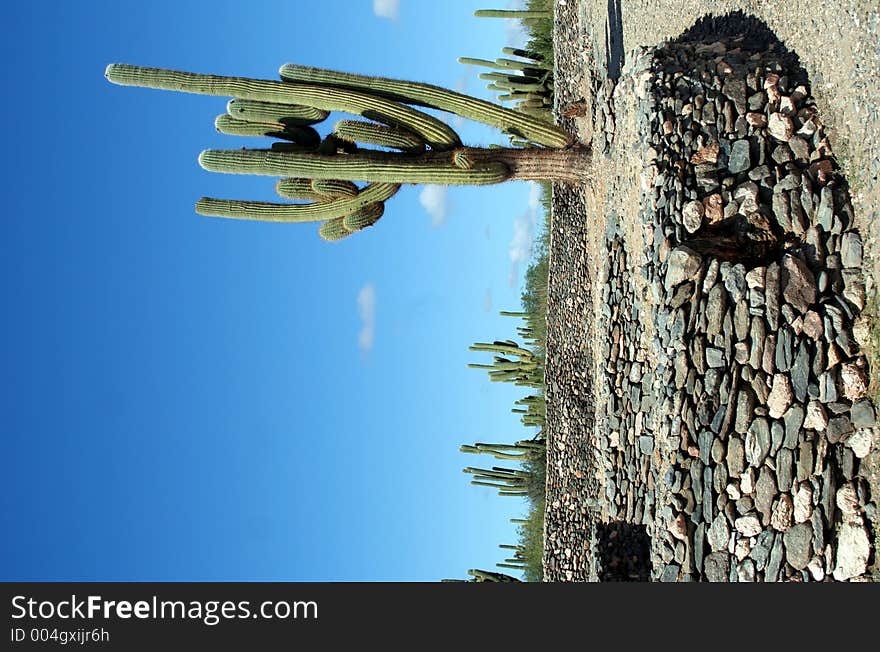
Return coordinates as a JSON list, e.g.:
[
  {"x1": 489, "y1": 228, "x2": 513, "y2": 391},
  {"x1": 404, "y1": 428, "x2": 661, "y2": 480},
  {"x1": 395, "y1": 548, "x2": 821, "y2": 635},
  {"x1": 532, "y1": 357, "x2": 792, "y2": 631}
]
[{"x1": 474, "y1": 10, "x2": 551, "y2": 19}]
